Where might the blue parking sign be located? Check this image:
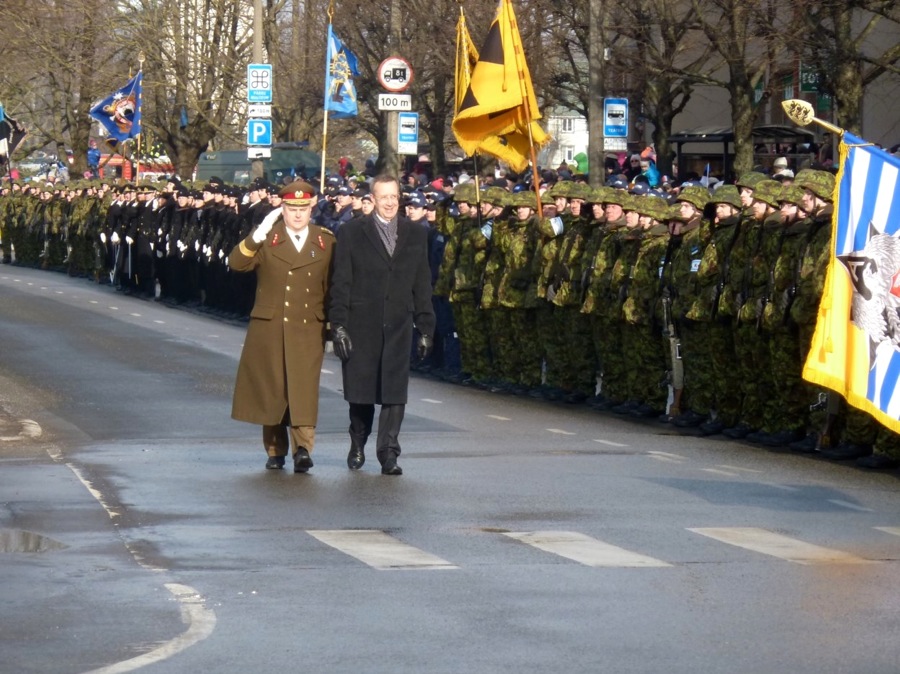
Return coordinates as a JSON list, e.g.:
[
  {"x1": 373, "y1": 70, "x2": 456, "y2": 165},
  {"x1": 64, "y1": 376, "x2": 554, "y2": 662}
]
[{"x1": 247, "y1": 119, "x2": 272, "y2": 146}]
